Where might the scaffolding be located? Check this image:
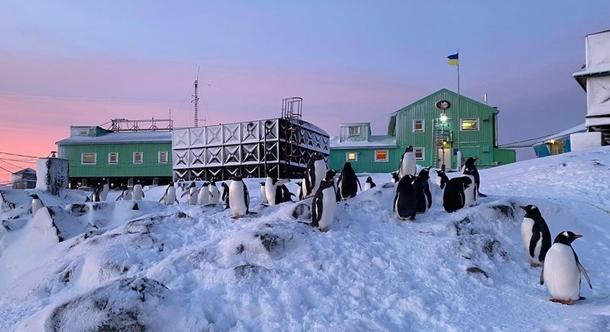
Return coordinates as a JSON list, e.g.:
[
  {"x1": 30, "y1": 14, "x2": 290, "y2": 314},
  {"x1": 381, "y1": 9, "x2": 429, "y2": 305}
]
[{"x1": 104, "y1": 118, "x2": 174, "y2": 132}]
